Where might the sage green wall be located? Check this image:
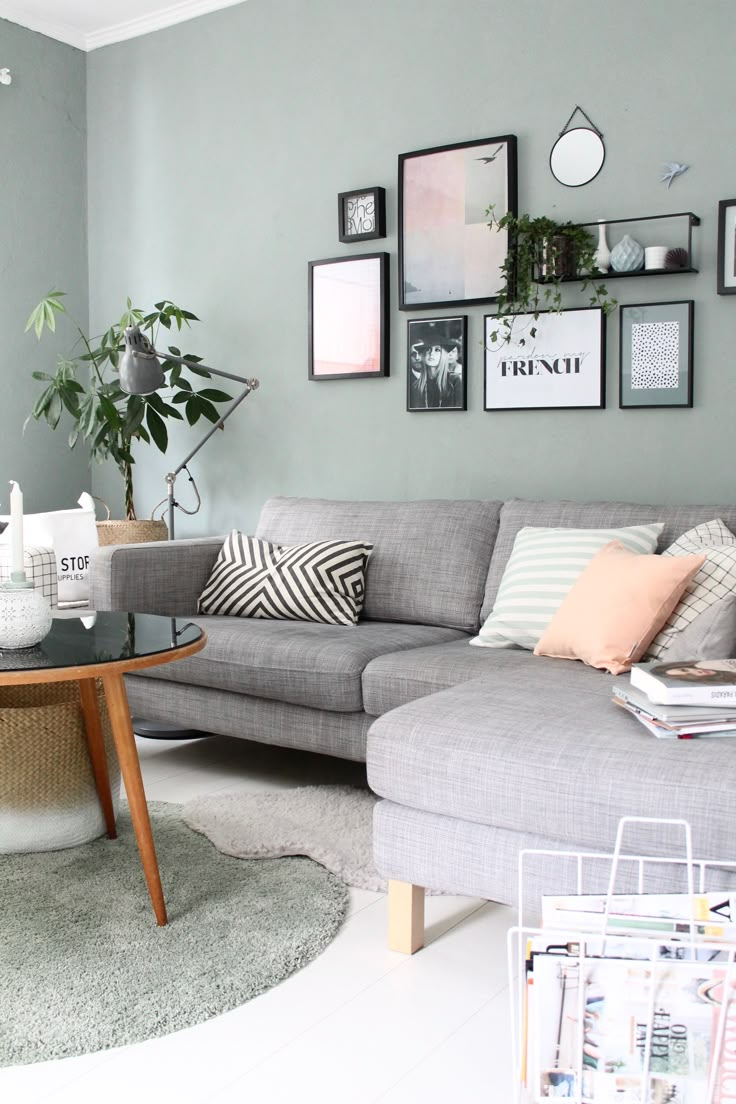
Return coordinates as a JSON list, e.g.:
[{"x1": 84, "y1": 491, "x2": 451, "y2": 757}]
[
  {"x1": 1, "y1": 19, "x2": 89, "y2": 512},
  {"x1": 87, "y1": 0, "x2": 736, "y2": 535}
]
